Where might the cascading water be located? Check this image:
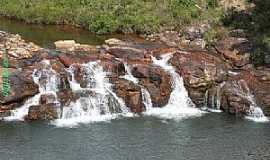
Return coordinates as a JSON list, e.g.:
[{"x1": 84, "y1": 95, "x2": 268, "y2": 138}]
[
  {"x1": 53, "y1": 61, "x2": 130, "y2": 127},
  {"x1": 203, "y1": 82, "x2": 225, "y2": 113},
  {"x1": 5, "y1": 60, "x2": 60, "y2": 121},
  {"x1": 120, "y1": 61, "x2": 153, "y2": 110},
  {"x1": 144, "y1": 53, "x2": 203, "y2": 120},
  {"x1": 120, "y1": 62, "x2": 139, "y2": 84},
  {"x1": 235, "y1": 80, "x2": 269, "y2": 122}
]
